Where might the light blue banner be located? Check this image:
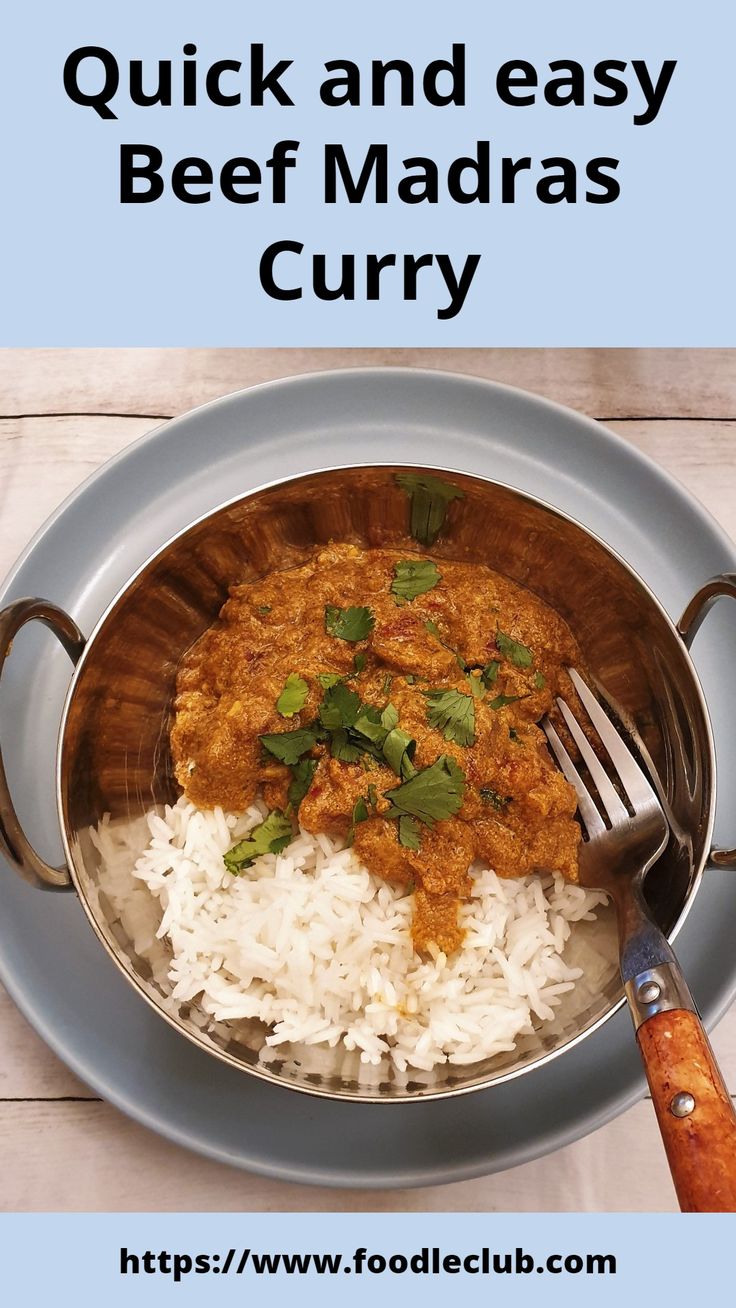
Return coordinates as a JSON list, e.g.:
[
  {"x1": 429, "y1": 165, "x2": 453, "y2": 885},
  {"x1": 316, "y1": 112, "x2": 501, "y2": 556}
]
[
  {"x1": 0, "y1": 1212, "x2": 732, "y2": 1303},
  {"x1": 2, "y1": 0, "x2": 734, "y2": 344}
]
